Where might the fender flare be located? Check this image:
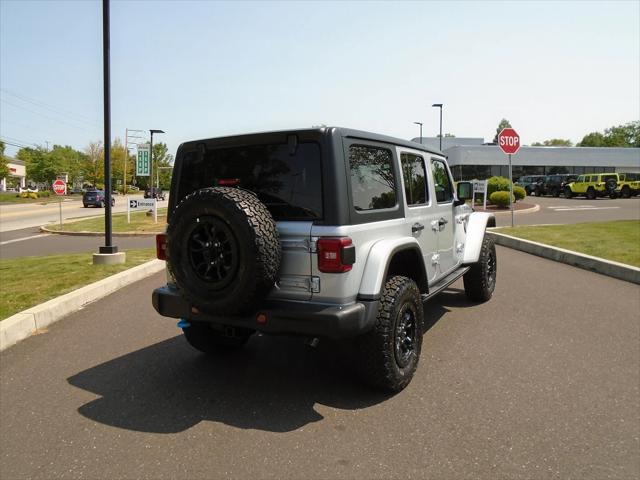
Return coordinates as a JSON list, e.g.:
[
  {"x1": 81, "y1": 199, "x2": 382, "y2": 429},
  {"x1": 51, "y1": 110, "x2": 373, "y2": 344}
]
[
  {"x1": 358, "y1": 237, "x2": 427, "y2": 299},
  {"x1": 462, "y1": 212, "x2": 495, "y2": 265}
]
